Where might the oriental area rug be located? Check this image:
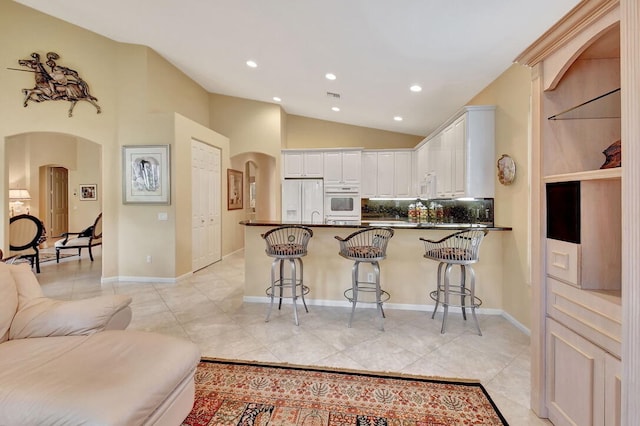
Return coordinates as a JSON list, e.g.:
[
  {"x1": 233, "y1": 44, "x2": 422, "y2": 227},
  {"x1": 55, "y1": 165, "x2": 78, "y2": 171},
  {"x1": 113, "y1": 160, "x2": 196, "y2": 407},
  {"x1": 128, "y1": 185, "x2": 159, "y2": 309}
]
[{"x1": 182, "y1": 359, "x2": 509, "y2": 426}]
